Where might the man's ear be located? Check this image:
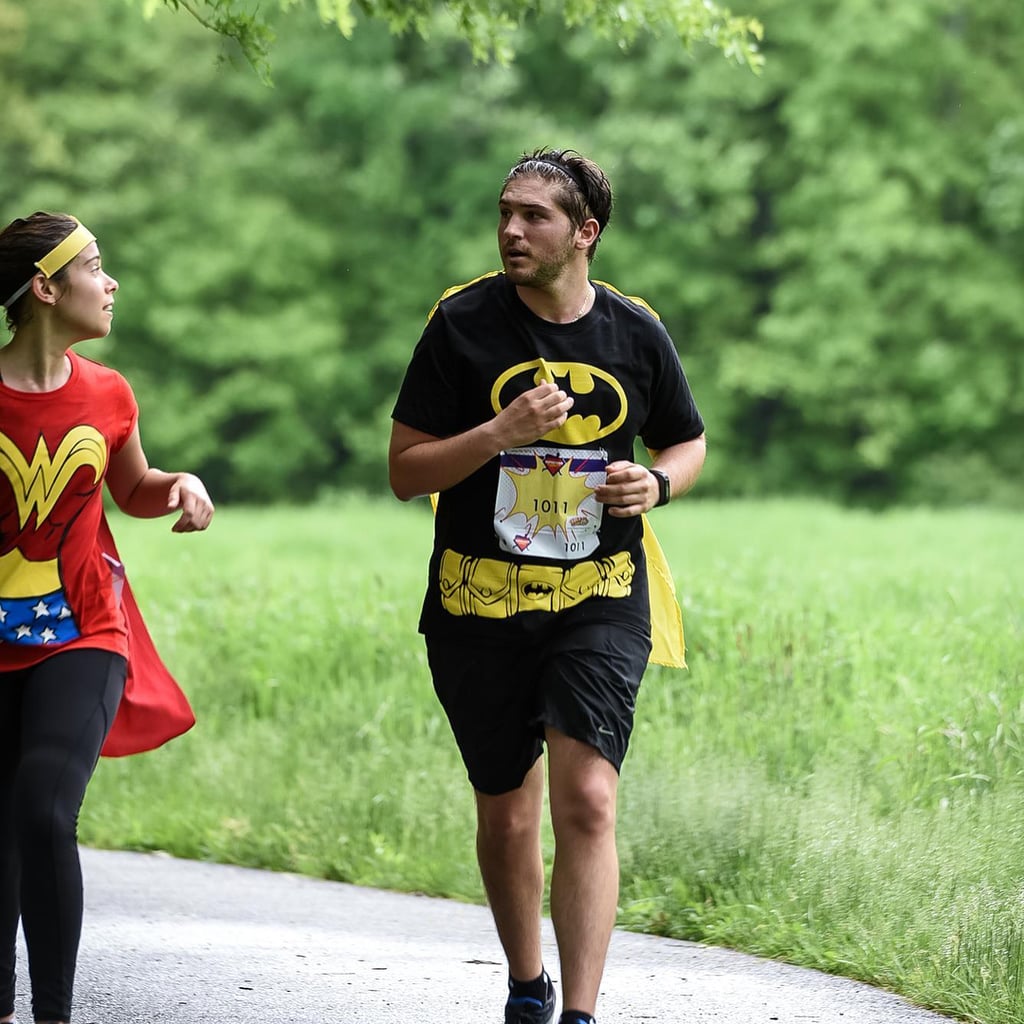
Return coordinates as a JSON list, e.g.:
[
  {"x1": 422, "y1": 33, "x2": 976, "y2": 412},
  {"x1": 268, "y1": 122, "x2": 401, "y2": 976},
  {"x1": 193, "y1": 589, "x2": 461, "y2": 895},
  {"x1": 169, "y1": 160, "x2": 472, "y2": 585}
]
[{"x1": 575, "y1": 217, "x2": 601, "y2": 250}]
